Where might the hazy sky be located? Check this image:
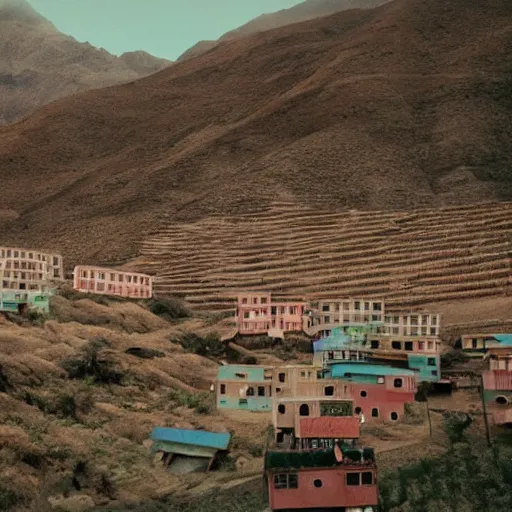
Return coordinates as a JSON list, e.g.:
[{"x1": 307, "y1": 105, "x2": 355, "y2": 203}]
[{"x1": 29, "y1": 0, "x2": 303, "y2": 60}]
